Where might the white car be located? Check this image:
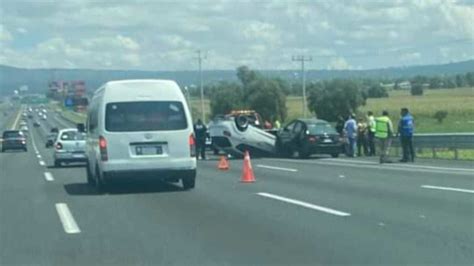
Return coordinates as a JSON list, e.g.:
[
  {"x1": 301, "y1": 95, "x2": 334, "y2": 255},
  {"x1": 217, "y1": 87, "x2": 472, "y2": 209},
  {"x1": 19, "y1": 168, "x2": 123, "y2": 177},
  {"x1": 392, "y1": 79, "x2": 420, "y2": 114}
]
[
  {"x1": 209, "y1": 113, "x2": 276, "y2": 157},
  {"x1": 83, "y1": 79, "x2": 196, "y2": 191},
  {"x1": 53, "y1": 129, "x2": 87, "y2": 167}
]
